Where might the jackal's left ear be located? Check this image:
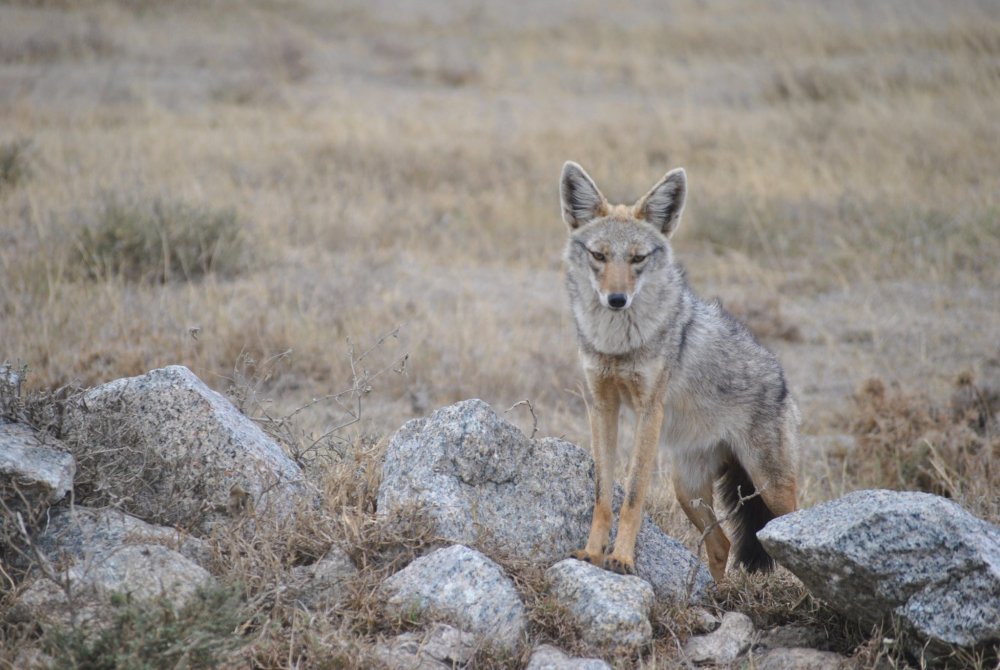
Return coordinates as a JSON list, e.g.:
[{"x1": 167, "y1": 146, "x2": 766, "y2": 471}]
[
  {"x1": 634, "y1": 168, "x2": 687, "y2": 237},
  {"x1": 561, "y1": 161, "x2": 609, "y2": 229}
]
